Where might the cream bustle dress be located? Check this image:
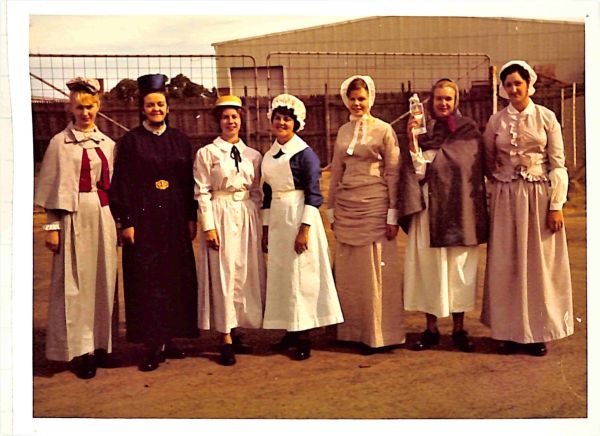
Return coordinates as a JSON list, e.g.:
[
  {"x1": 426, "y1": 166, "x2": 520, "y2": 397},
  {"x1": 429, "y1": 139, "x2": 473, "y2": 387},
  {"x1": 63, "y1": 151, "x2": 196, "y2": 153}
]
[
  {"x1": 261, "y1": 134, "x2": 343, "y2": 331},
  {"x1": 35, "y1": 124, "x2": 117, "y2": 361},
  {"x1": 403, "y1": 149, "x2": 480, "y2": 318},
  {"x1": 480, "y1": 100, "x2": 574, "y2": 343},
  {"x1": 328, "y1": 117, "x2": 405, "y2": 348},
  {"x1": 194, "y1": 137, "x2": 266, "y2": 333}
]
